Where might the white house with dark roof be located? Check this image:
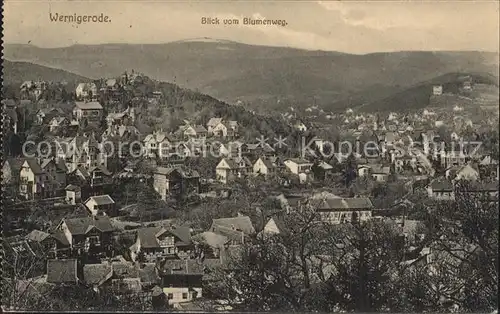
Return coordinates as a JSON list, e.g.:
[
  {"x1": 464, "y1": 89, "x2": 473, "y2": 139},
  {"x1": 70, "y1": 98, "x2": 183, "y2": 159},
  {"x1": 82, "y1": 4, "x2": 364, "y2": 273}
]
[
  {"x1": 253, "y1": 157, "x2": 282, "y2": 175},
  {"x1": 210, "y1": 216, "x2": 255, "y2": 245},
  {"x1": 84, "y1": 194, "x2": 117, "y2": 217},
  {"x1": 284, "y1": 158, "x2": 313, "y2": 175},
  {"x1": 130, "y1": 226, "x2": 193, "y2": 262},
  {"x1": 65, "y1": 184, "x2": 82, "y2": 205},
  {"x1": 143, "y1": 131, "x2": 174, "y2": 158},
  {"x1": 73, "y1": 101, "x2": 103, "y2": 123},
  {"x1": 153, "y1": 166, "x2": 200, "y2": 200},
  {"x1": 19, "y1": 158, "x2": 50, "y2": 200},
  {"x1": 76, "y1": 82, "x2": 98, "y2": 100},
  {"x1": 312, "y1": 197, "x2": 374, "y2": 224},
  {"x1": 206, "y1": 117, "x2": 223, "y2": 135},
  {"x1": 57, "y1": 216, "x2": 115, "y2": 255},
  {"x1": 216, "y1": 157, "x2": 252, "y2": 183}
]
